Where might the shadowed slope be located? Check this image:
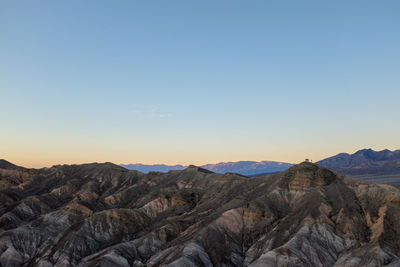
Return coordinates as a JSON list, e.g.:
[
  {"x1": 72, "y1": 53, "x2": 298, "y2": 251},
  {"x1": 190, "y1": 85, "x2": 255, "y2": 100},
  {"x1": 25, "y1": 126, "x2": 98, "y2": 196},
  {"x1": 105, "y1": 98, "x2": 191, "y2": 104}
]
[{"x1": 0, "y1": 160, "x2": 20, "y2": 170}]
